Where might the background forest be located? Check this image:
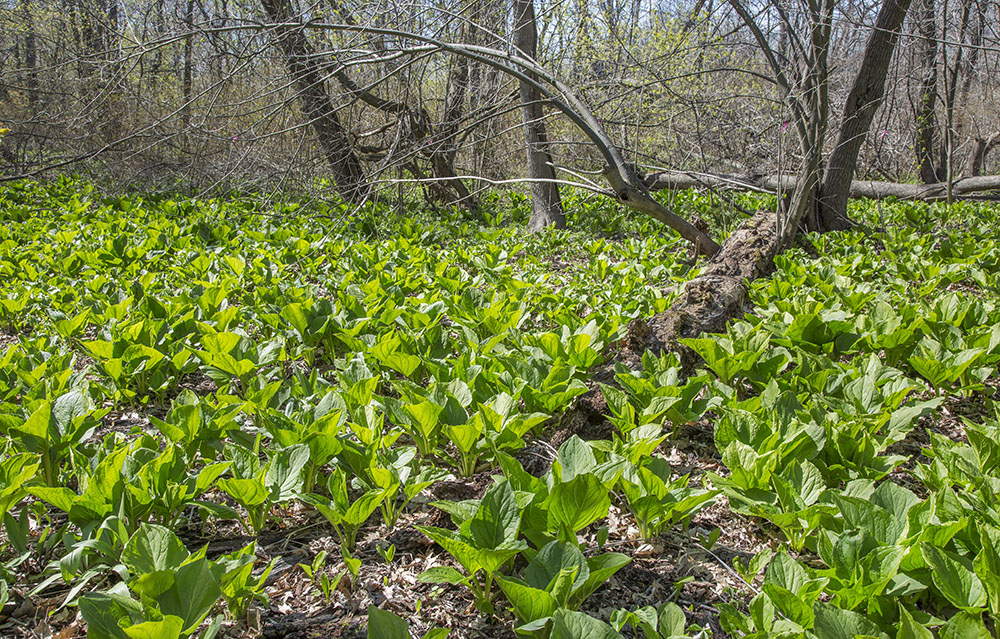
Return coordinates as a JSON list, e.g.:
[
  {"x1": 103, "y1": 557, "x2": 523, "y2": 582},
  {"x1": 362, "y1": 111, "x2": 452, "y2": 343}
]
[{"x1": 1, "y1": 0, "x2": 998, "y2": 200}]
